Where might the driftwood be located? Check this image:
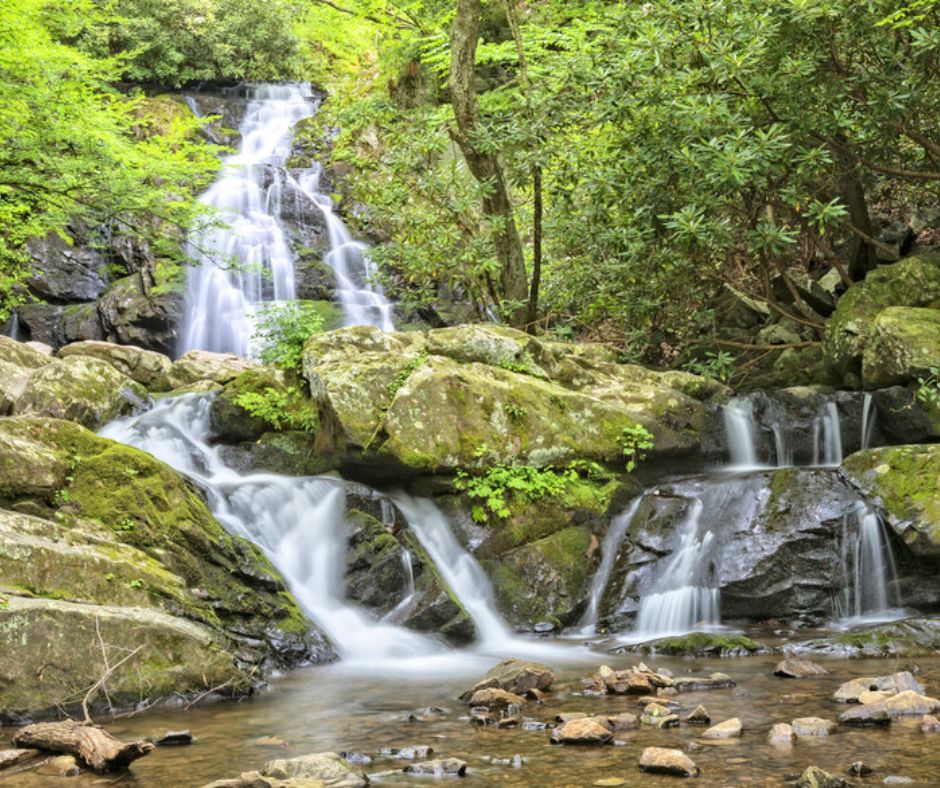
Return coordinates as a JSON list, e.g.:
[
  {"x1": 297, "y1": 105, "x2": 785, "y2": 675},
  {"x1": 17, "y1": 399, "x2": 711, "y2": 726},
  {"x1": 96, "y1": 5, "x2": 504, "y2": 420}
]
[{"x1": 11, "y1": 721, "x2": 154, "y2": 772}]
